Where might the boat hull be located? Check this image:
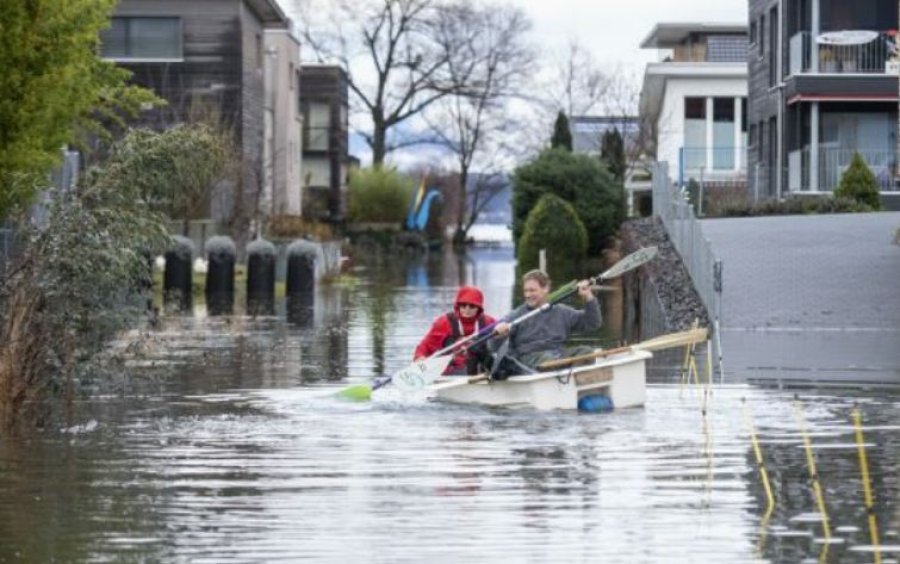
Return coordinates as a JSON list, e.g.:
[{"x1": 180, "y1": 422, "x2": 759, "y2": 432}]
[{"x1": 430, "y1": 350, "x2": 651, "y2": 411}]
